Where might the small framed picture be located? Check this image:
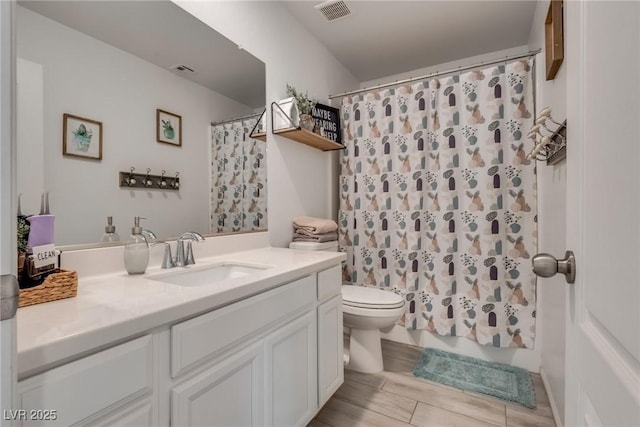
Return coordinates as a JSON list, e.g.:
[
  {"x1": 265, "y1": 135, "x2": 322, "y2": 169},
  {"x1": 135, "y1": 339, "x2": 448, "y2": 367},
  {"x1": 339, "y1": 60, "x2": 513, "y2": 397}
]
[
  {"x1": 63, "y1": 113, "x2": 103, "y2": 160},
  {"x1": 156, "y1": 109, "x2": 182, "y2": 147}
]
